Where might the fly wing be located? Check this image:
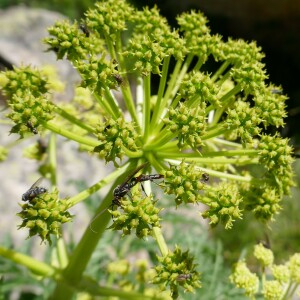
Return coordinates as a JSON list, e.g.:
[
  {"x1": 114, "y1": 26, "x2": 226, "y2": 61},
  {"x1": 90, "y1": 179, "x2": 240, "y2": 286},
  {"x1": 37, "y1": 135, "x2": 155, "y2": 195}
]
[{"x1": 29, "y1": 177, "x2": 43, "y2": 189}]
